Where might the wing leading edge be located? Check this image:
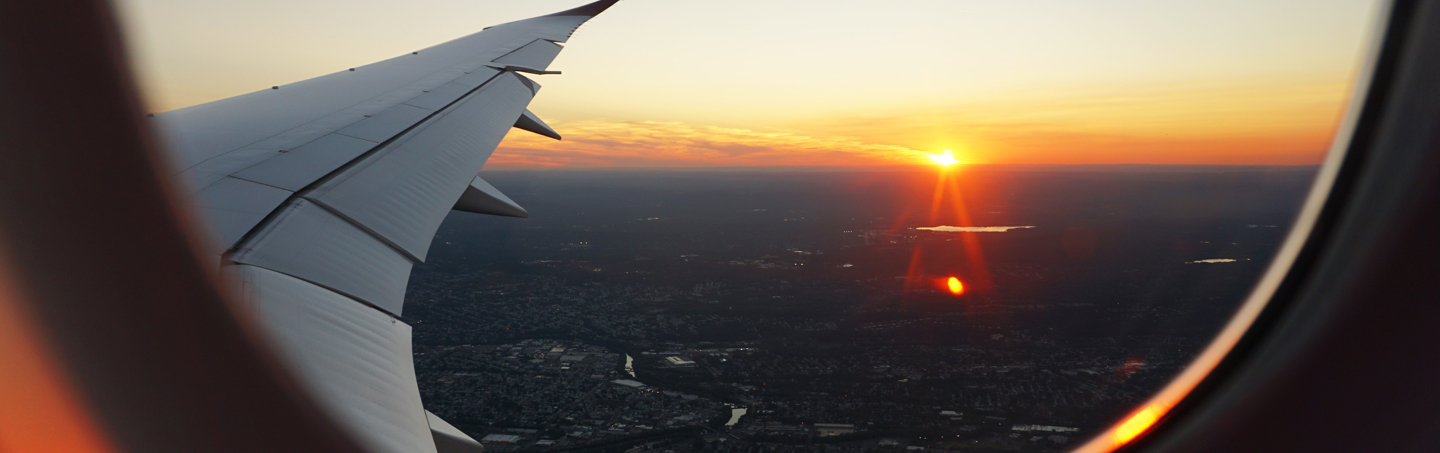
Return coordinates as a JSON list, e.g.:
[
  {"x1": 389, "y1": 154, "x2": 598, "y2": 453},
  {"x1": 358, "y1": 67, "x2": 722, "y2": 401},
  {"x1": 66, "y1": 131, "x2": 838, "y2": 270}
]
[{"x1": 156, "y1": 2, "x2": 621, "y2": 452}]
